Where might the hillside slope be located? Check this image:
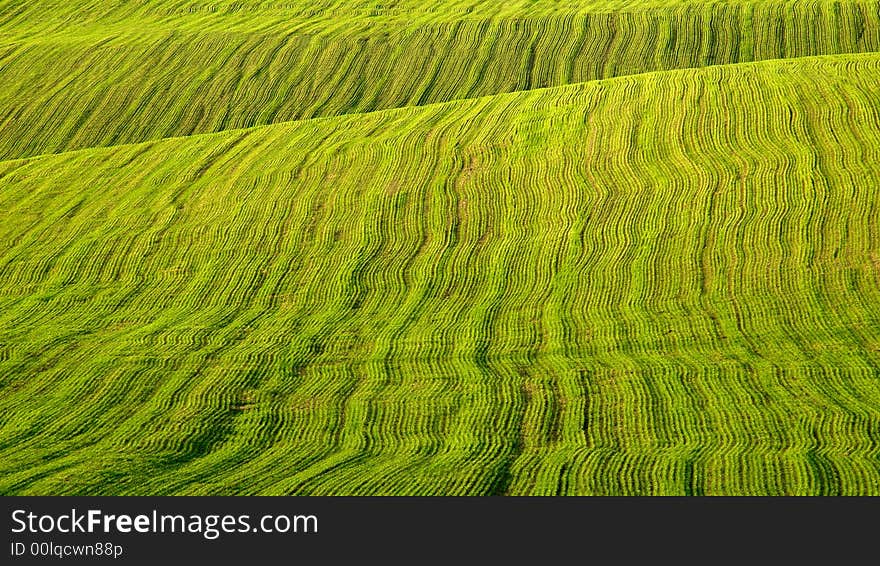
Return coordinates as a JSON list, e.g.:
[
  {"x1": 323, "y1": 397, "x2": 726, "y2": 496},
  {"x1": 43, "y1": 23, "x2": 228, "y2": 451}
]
[
  {"x1": 1, "y1": 53, "x2": 879, "y2": 494},
  {"x1": 0, "y1": 0, "x2": 879, "y2": 159}
]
